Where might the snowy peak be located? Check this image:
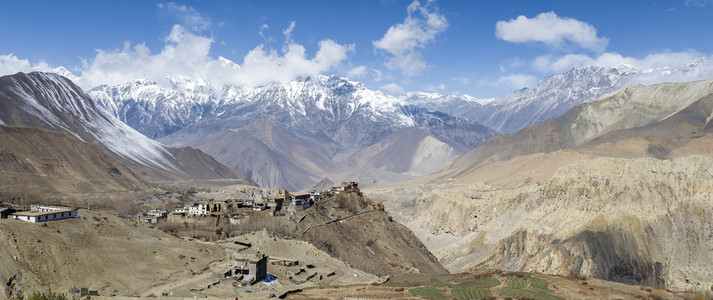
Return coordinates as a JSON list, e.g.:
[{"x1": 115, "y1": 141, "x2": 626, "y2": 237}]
[
  {"x1": 1, "y1": 72, "x2": 178, "y2": 170},
  {"x1": 218, "y1": 56, "x2": 240, "y2": 70},
  {"x1": 0, "y1": 71, "x2": 254, "y2": 185}
]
